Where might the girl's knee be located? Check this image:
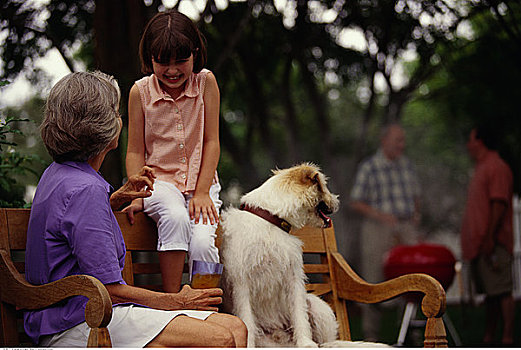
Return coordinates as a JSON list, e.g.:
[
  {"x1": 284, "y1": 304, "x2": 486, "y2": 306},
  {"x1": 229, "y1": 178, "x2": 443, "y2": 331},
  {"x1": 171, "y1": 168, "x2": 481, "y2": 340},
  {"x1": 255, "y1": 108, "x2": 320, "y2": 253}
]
[
  {"x1": 157, "y1": 209, "x2": 190, "y2": 236},
  {"x1": 190, "y1": 229, "x2": 218, "y2": 256},
  {"x1": 191, "y1": 232, "x2": 213, "y2": 249}
]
